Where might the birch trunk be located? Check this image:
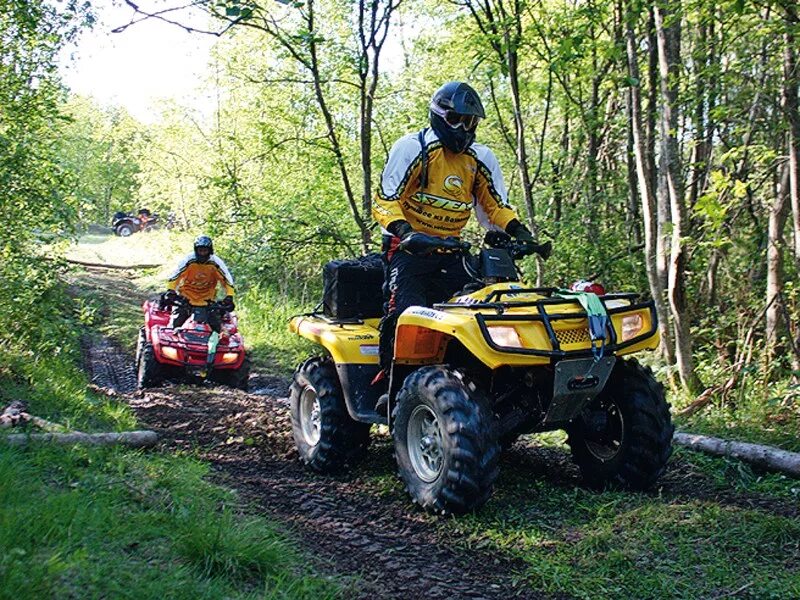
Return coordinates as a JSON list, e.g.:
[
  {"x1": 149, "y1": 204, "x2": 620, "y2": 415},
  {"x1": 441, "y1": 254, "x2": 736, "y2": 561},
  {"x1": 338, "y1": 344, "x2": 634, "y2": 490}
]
[
  {"x1": 655, "y1": 0, "x2": 702, "y2": 393},
  {"x1": 625, "y1": 0, "x2": 673, "y2": 365}
]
